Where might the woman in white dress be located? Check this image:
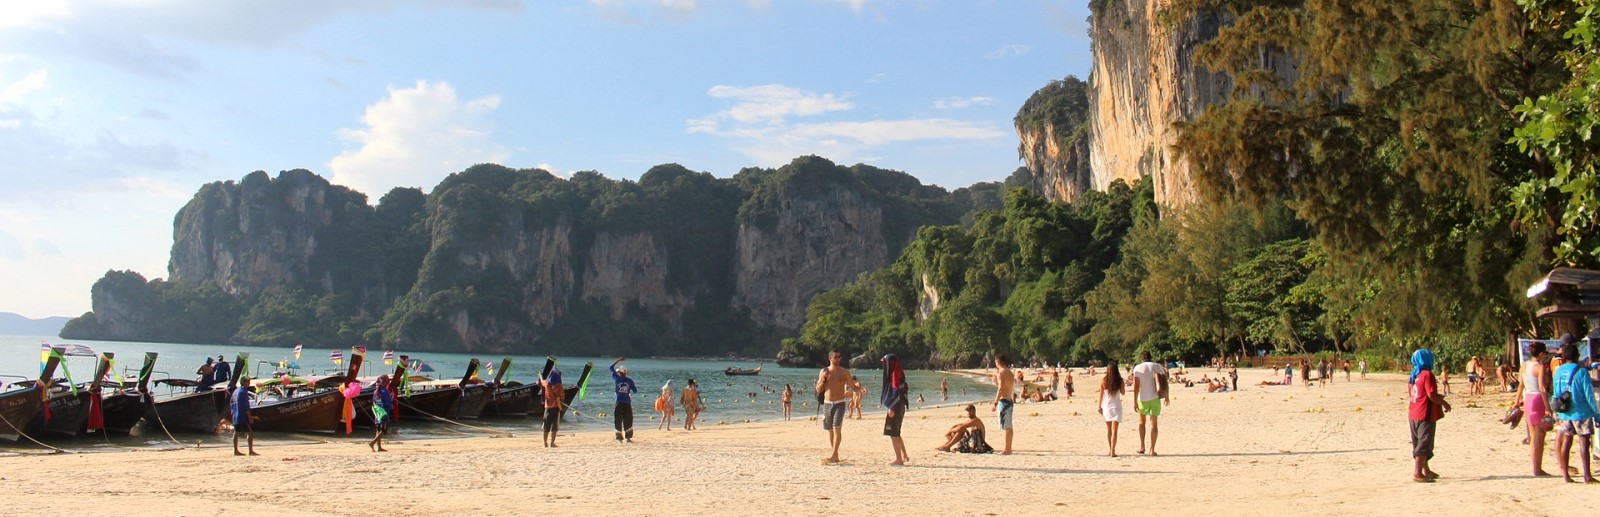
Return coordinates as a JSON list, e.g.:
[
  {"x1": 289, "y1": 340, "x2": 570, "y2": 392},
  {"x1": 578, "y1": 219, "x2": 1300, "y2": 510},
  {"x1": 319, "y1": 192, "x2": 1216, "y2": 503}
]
[{"x1": 1097, "y1": 361, "x2": 1126, "y2": 457}]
